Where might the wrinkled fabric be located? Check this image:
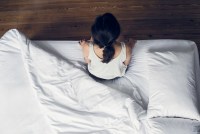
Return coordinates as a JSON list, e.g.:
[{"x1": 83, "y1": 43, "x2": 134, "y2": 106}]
[
  {"x1": 1, "y1": 29, "x2": 200, "y2": 134},
  {"x1": 0, "y1": 30, "x2": 56, "y2": 134}
]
